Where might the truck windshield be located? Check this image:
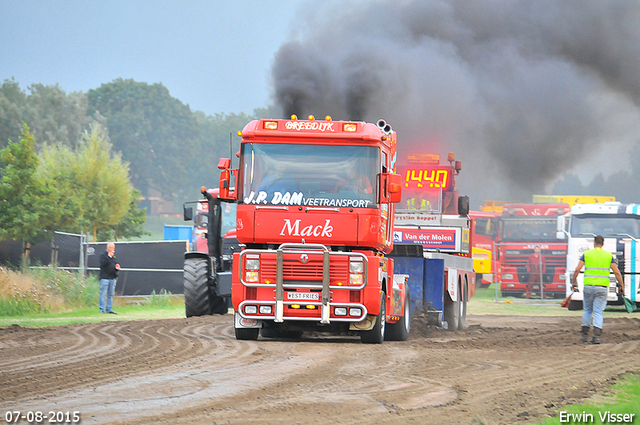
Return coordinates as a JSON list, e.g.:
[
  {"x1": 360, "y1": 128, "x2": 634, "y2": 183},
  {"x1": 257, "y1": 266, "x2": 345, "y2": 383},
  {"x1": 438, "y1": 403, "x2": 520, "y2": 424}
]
[
  {"x1": 239, "y1": 143, "x2": 379, "y2": 208},
  {"x1": 570, "y1": 214, "x2": 640, "y2": 238},
  {"x1": 501, "y1": 218, "x2": 557, "y2": 242}
]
